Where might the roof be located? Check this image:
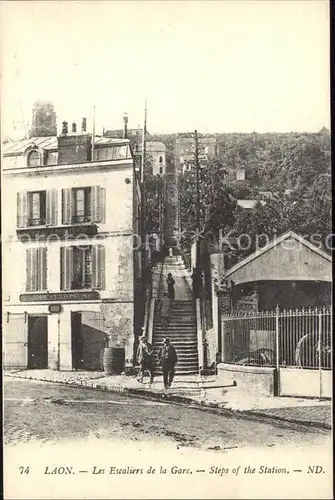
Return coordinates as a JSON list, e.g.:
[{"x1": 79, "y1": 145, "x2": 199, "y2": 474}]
[
  {"x1": 225, "y1": 230, "x2": 332, "y2": 280},
  {"x1": 237, "y1": 199, "x2": 257, "y2": 210},
  {"x1": 104, "y1": 128, "x2": 145, "y2": 138},
  {"x1": 145, "y1": 141, "x2": 166, "y2": 152},
  {"x1": 2, "y1": 135, "x2": 130, "y2": 156}
]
